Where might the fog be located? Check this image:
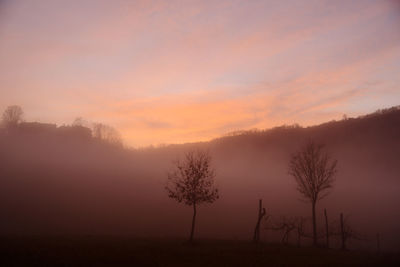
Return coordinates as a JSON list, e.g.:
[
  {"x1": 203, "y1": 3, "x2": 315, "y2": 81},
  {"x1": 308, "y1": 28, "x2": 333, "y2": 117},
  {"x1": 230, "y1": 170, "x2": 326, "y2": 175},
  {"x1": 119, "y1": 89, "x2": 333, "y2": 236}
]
[{"x1": 0, "y1": 107, "x2": 399, "y2": 251}]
